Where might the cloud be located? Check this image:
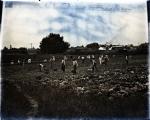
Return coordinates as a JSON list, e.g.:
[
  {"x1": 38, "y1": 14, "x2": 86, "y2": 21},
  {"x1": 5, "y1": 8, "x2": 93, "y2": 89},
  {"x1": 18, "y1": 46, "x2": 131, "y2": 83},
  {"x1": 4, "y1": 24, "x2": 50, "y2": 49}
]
[{"x1": 2, "y1": 1, "x2": 148, "y2": 48}]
